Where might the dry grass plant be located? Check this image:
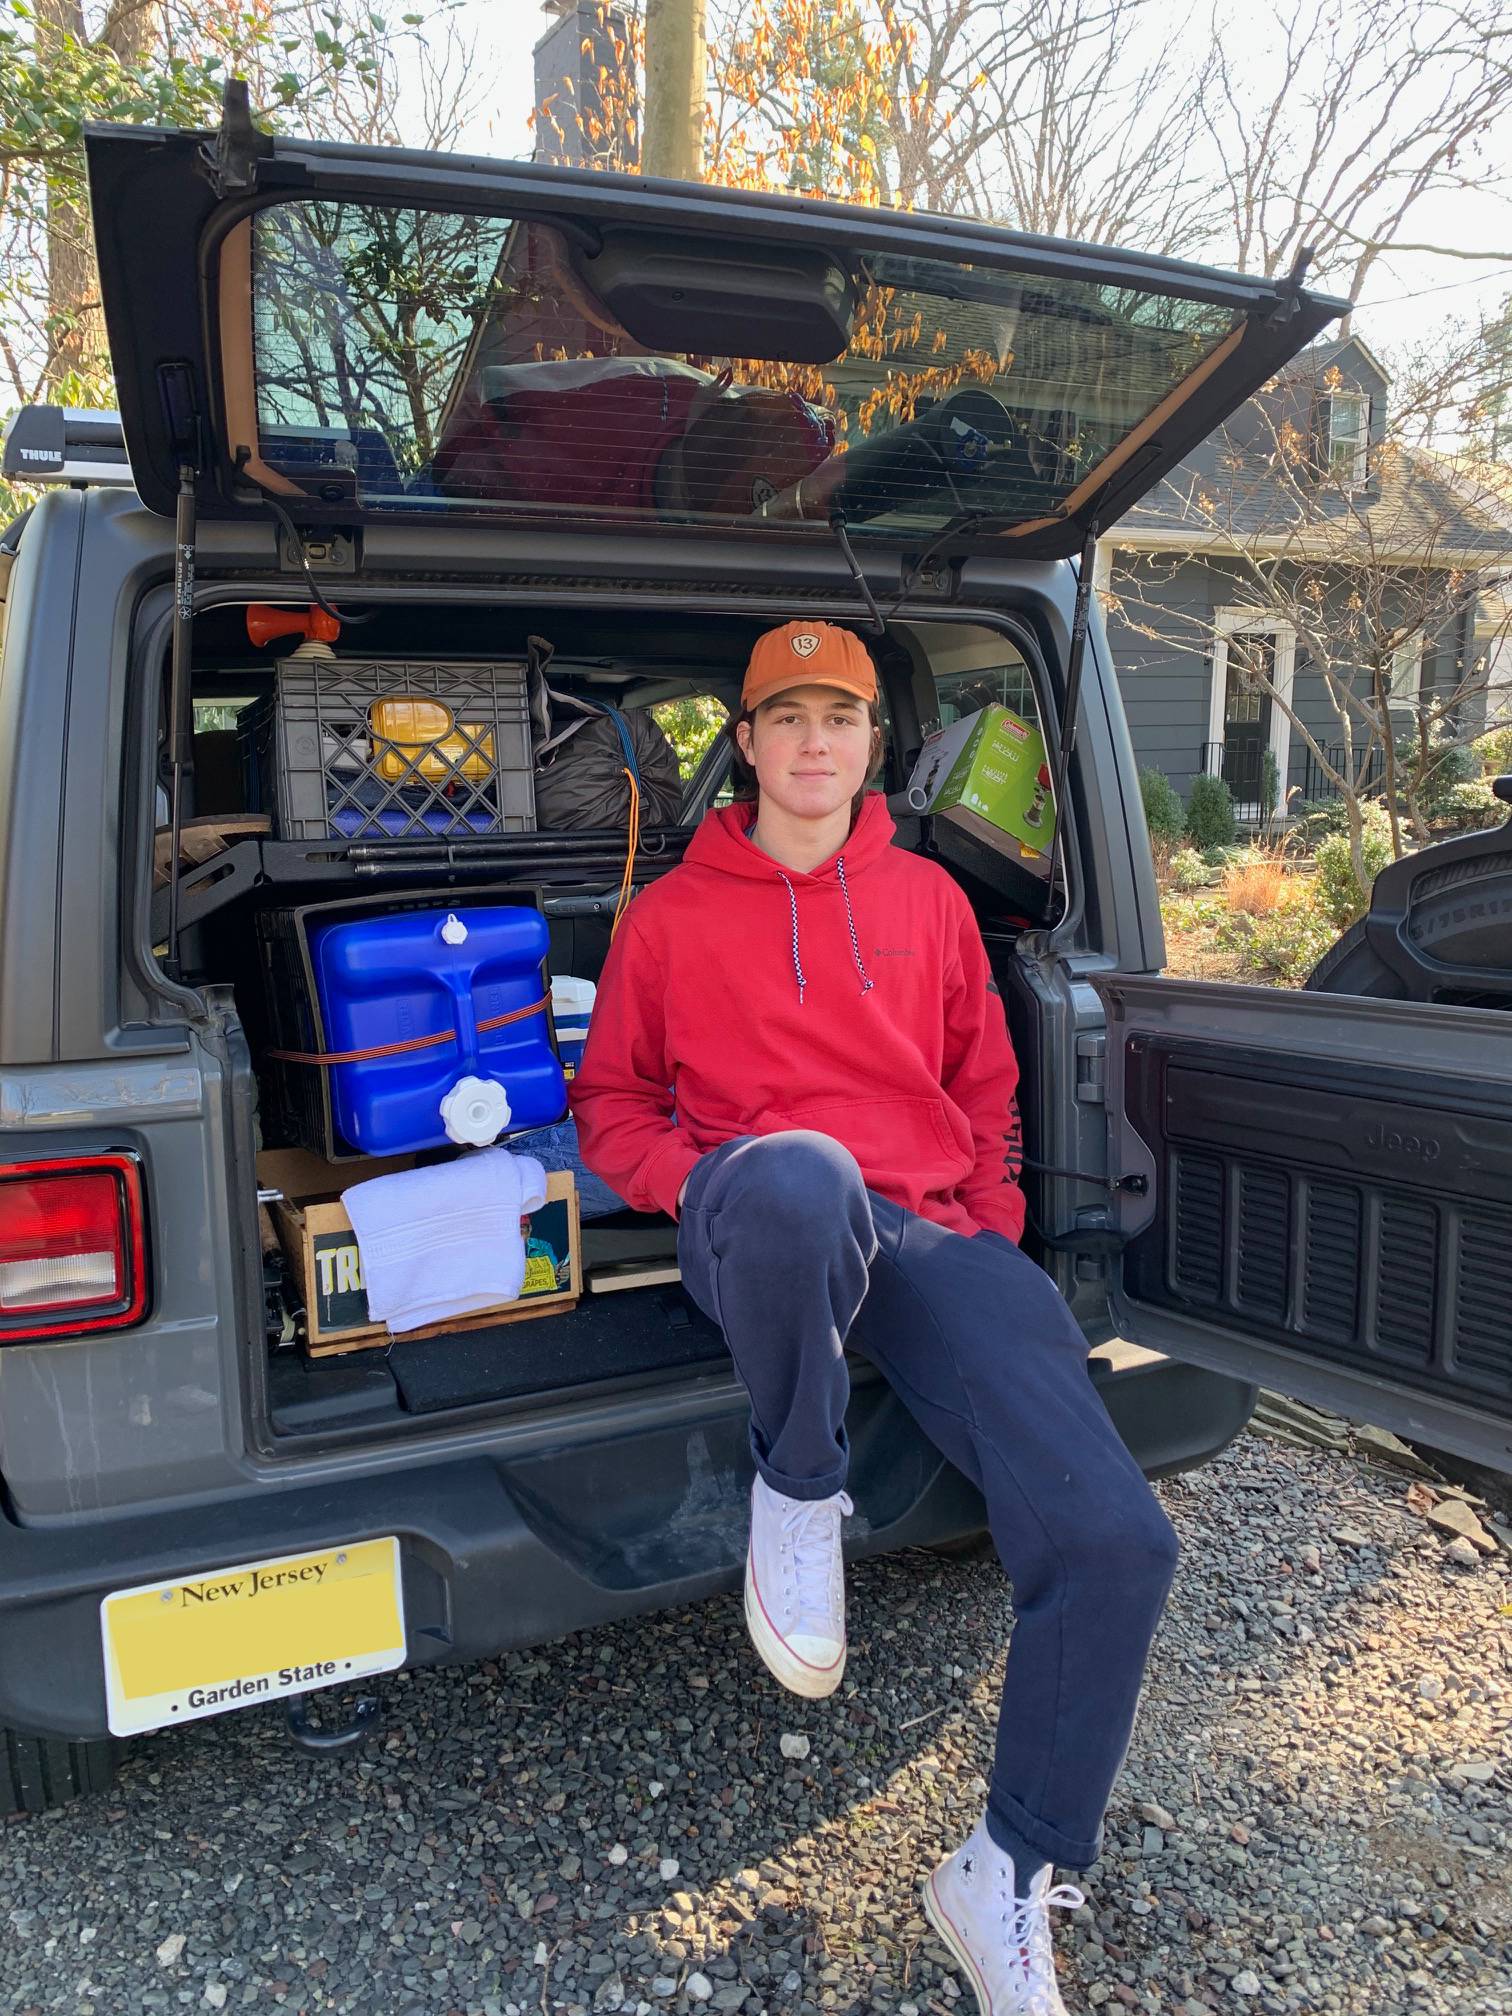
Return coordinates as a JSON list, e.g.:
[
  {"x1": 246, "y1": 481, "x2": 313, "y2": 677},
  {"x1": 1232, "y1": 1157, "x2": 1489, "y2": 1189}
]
[{"x1": 1221, "y1": 837, "x2": 1299, "y2": 918}]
